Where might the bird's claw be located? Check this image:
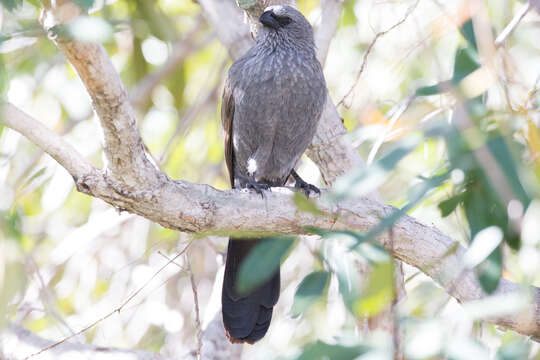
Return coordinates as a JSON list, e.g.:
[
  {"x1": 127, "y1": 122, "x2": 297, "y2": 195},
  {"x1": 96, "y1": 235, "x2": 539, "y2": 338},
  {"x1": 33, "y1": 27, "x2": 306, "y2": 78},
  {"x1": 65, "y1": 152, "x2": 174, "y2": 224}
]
[
  {"x1": 246, "y1": 181, "x2": 270, "y2": 198},
  {"x1": 294, "y1": 178, "x2": 320, "y2": 198},
  {"x1": 290, "y1": 169, "x2": 320, "y2": 198}
]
